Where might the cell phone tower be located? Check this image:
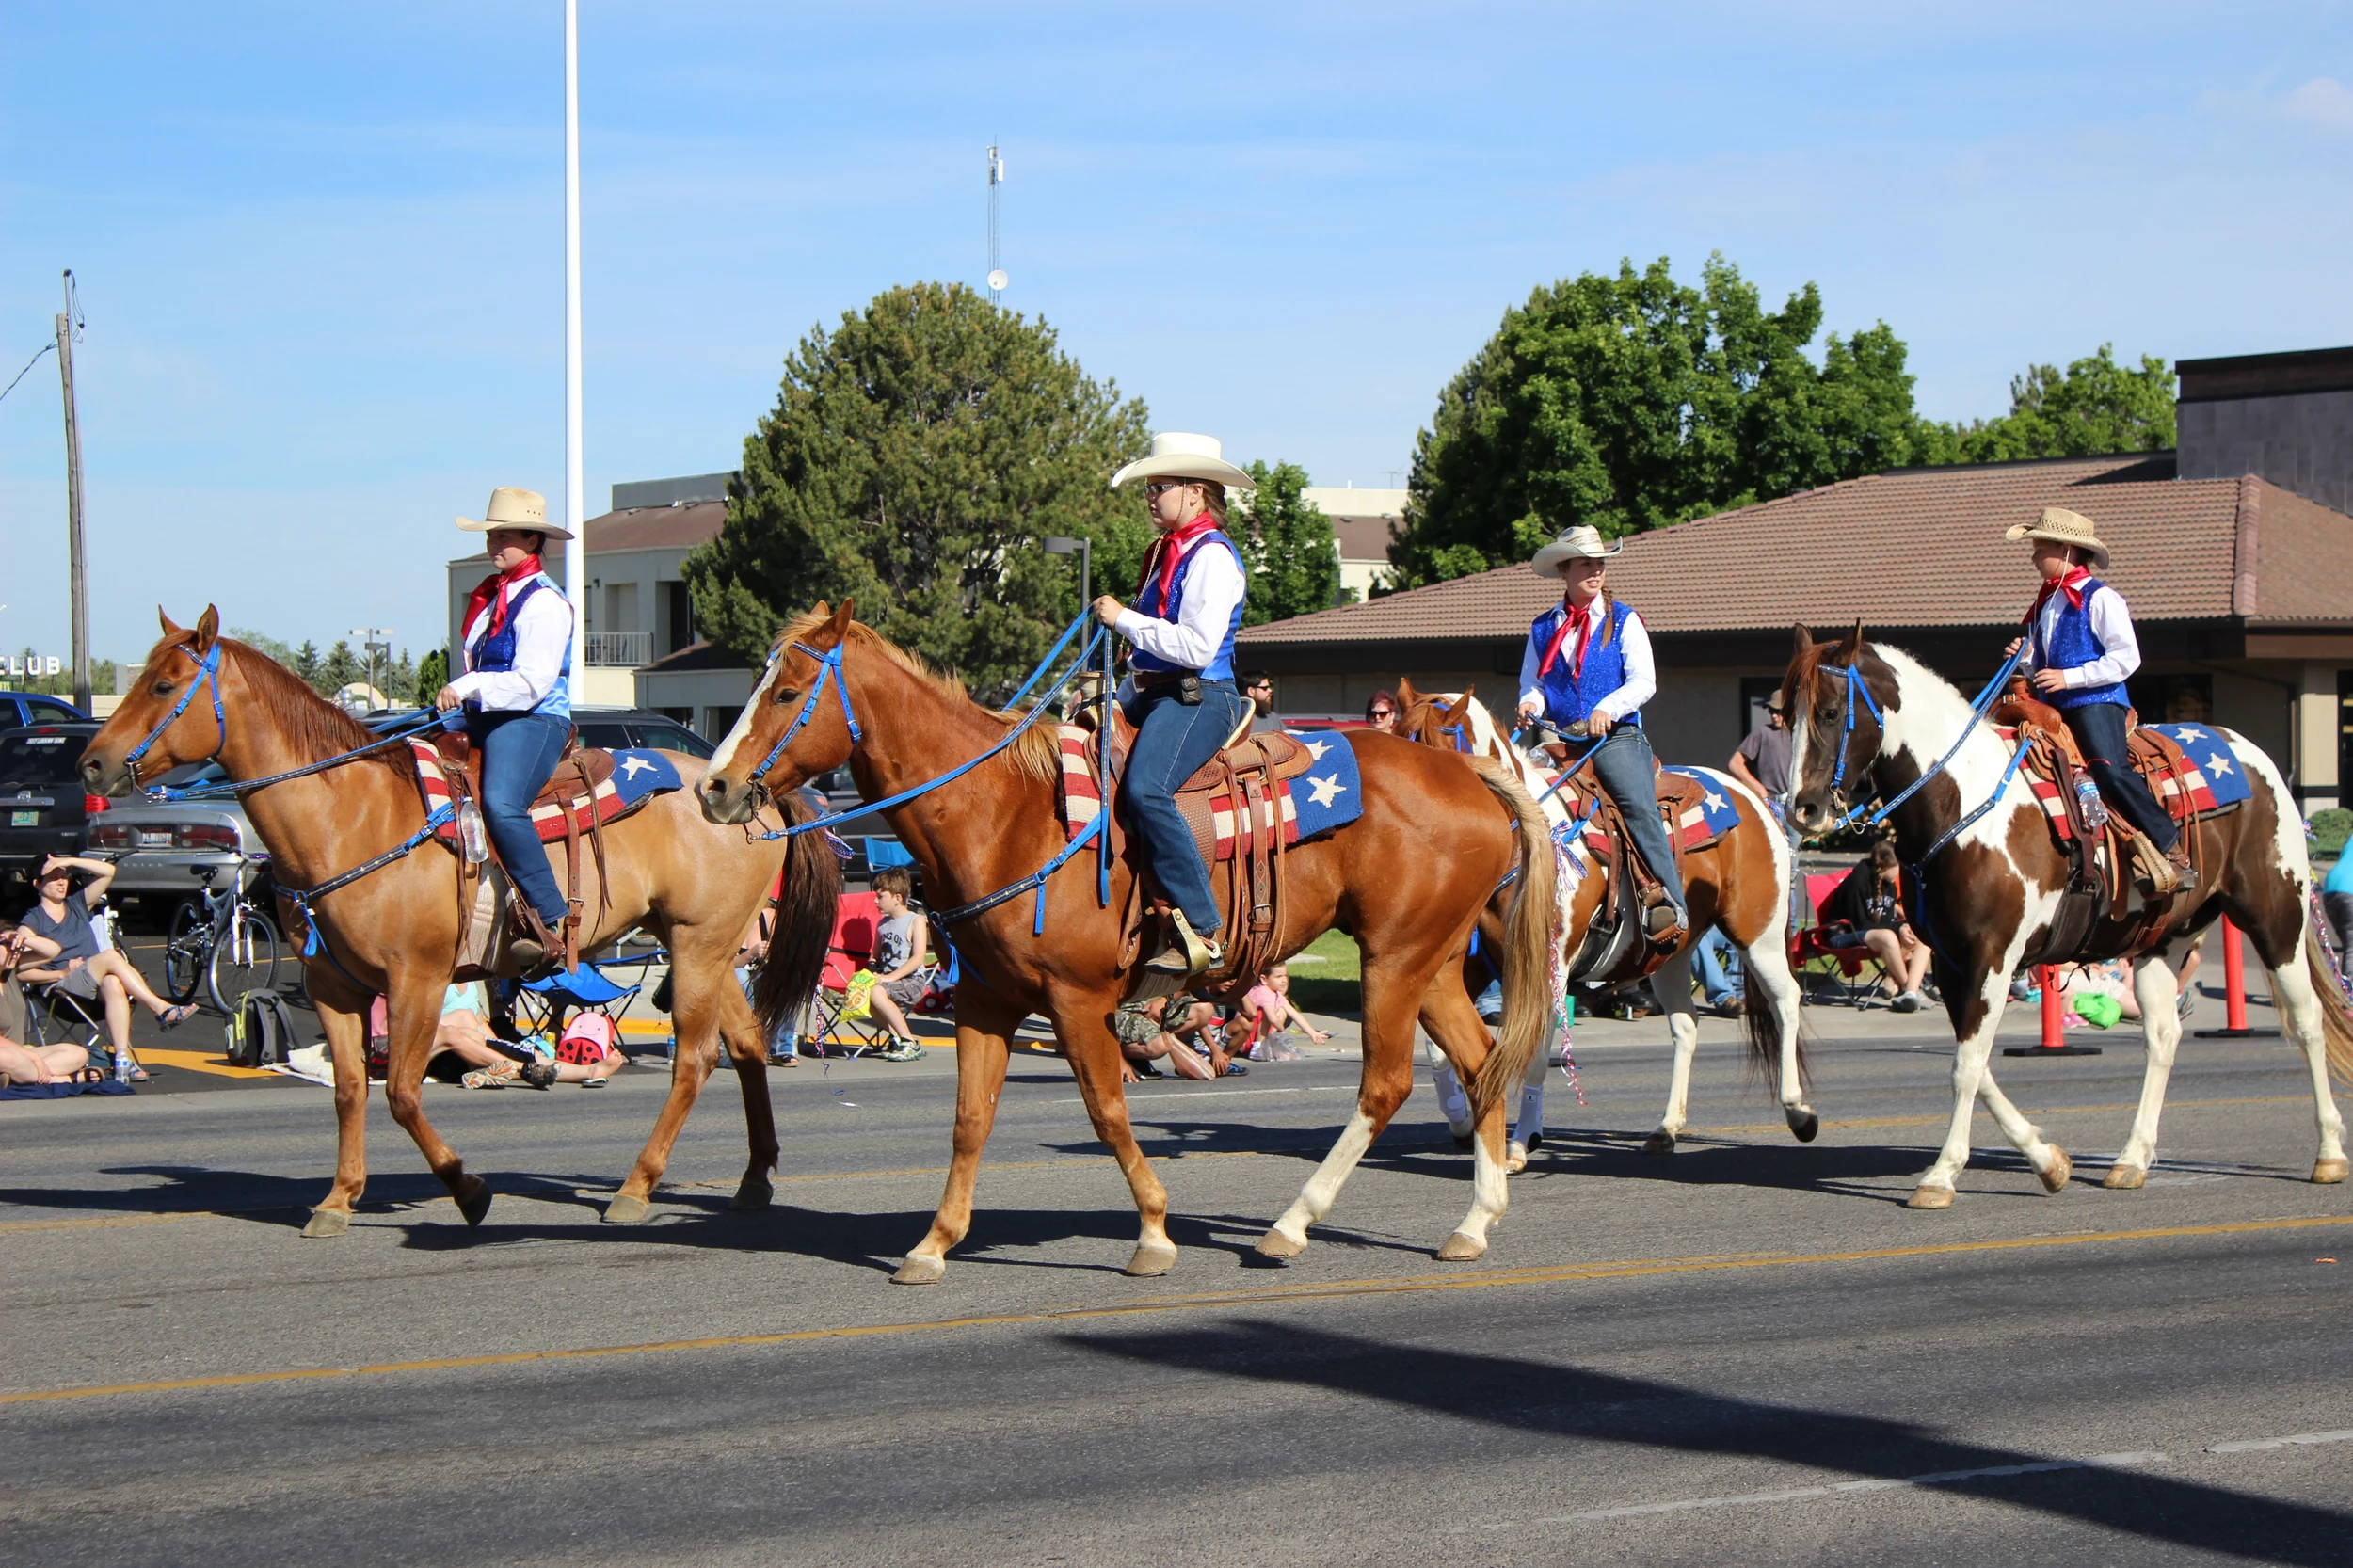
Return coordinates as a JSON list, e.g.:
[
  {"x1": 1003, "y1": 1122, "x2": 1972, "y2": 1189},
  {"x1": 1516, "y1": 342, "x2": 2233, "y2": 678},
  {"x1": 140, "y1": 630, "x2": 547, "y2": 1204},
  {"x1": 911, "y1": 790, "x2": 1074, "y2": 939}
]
[{"x1": 985, "y1": 140, "x2": 1008, "y2": 303}]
